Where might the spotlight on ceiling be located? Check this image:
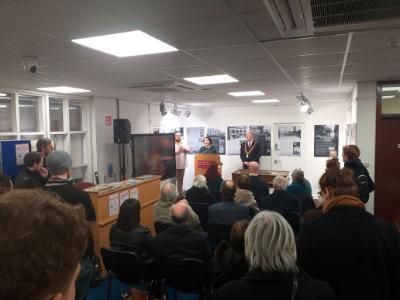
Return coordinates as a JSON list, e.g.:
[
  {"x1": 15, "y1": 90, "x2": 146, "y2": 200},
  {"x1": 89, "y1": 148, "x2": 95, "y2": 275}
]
[
  {"x1": 171, "y1": 104, "x2": 181, "y2": 116},
  {"x1": 297, "y1": 93, "x2": 313, "y2": 114},
  {"x1": 183, "y1": 106, "x2": 191, "y2": 118},
  {"x1": 160, "y1": 101, "x2": 167, "y2": 116}
]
